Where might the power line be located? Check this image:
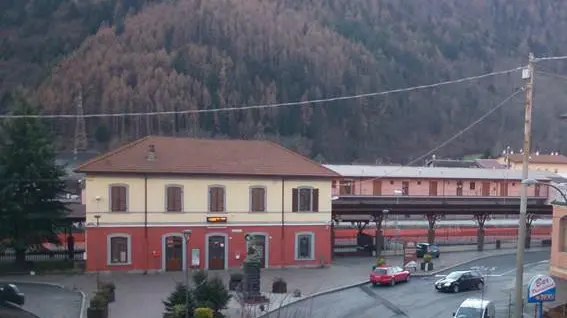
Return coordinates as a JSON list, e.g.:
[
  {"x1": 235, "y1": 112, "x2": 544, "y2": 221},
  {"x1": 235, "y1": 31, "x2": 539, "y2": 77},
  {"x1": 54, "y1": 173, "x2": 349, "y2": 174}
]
[
  {"x1": 534, "y1": 55, "x2": 567, "y2": 62},
  {"x1": 0, "y1": 67, "x2": 523, "y2": 119},
  {"x1": 341, "y1": 88, "x2": 524, "y2": 186},
  {"x1": 0, "y1": 89, "x2": 523, "y2": 185}
]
